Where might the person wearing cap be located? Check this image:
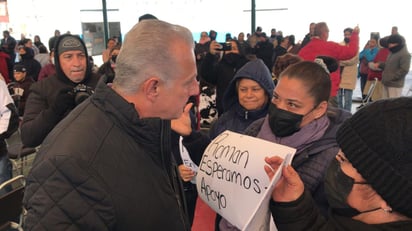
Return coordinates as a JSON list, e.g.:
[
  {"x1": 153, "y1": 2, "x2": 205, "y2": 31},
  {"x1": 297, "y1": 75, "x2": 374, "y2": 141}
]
[
  {"x1": 9, "y1": 64, "x2": 35, "y2": 116},
  {"x1": 380, "y1": 34, "x2": 411, "y2": 99},
  {"x1": 264, "y1": 97, "x2": 412, "y2": 230},
  {"x1": 20, "y1": 34, "x2": 100, "y2": 148}
]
